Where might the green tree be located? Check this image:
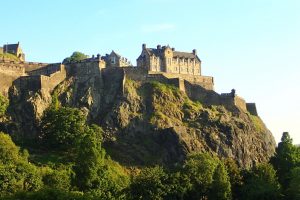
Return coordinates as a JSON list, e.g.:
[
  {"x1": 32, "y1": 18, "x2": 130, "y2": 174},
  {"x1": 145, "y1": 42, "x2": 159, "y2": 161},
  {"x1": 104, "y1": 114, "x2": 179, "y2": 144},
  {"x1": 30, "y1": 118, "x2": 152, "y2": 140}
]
[
  {"x1": 181, "y1": 153, "x2": 219, "y2": 200},
  {"x1": 129, "y1": 166, "x2": 169, "y2": 200},
  {"x1": 73, "y1": 126, "x2": 105, "y2": 191},
  {"x1": 209, "y1": 163, "x2": 232, "y2": 200},
  {"x1": 270, "y1": 132, "x2": 300, "y2": 188},
  {"x1": 1, "y1": 188, "x2": 88, "y2": 200},
  {"x1": 224, "y1": 158, "x2": 243, "y2": 200},
  {"x1": 286, "y1": 167, "x2": 300, "y2": 200},
  {"x1": 73, "y1": 125, "x2": 122, "y2": 199},
  {"x1": 240, "y1": 163, "x2": 281, "y2": 200},
  {"x1": 0, "y1": 132, "x2": 25, "y2": 164},
  {"x1": 39, "y1": 107, "x2": 87, "y2": 151},
  {"x1": 42, "y1": 167, "x2": 72, "y2": 191},
  {"x1": 0, "y1": 94, "x2": 8, "y2": 117},
  {"x1": 0, "y1": 132, "x2": 42, "y2": 196},
  {"x1": 63, "y1": 51, "x2": 88, "y2": 64}
]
